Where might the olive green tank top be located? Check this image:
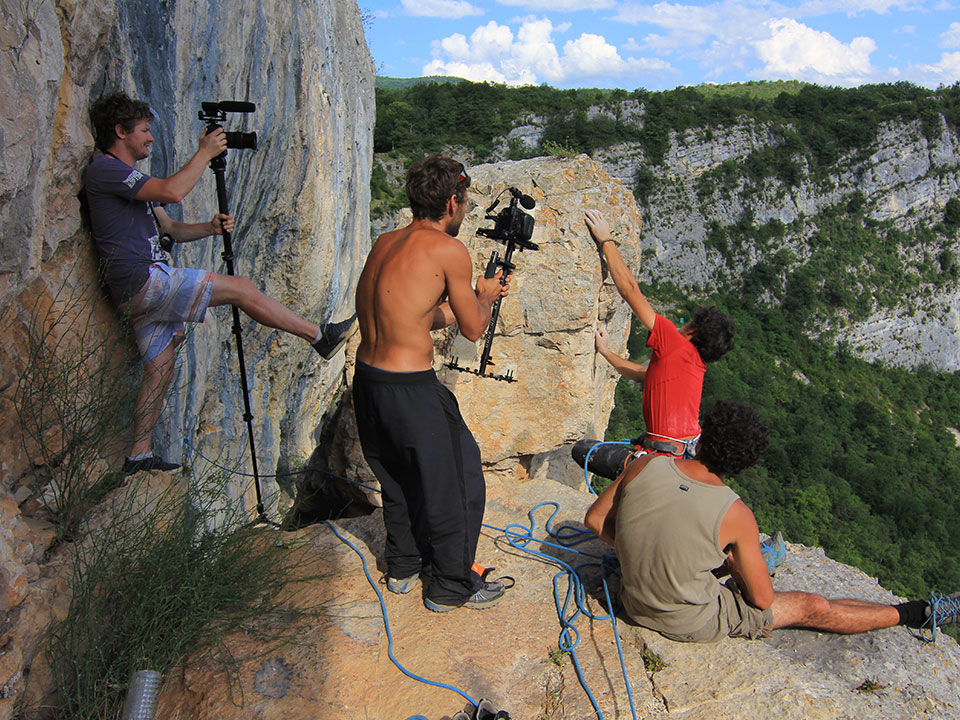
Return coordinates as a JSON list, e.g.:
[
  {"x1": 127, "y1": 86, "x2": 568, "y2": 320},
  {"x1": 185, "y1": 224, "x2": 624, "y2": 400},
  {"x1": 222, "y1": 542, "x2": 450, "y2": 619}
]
[{"x1": 614, "y1": 455, "x2": 739, "y2": 635}]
